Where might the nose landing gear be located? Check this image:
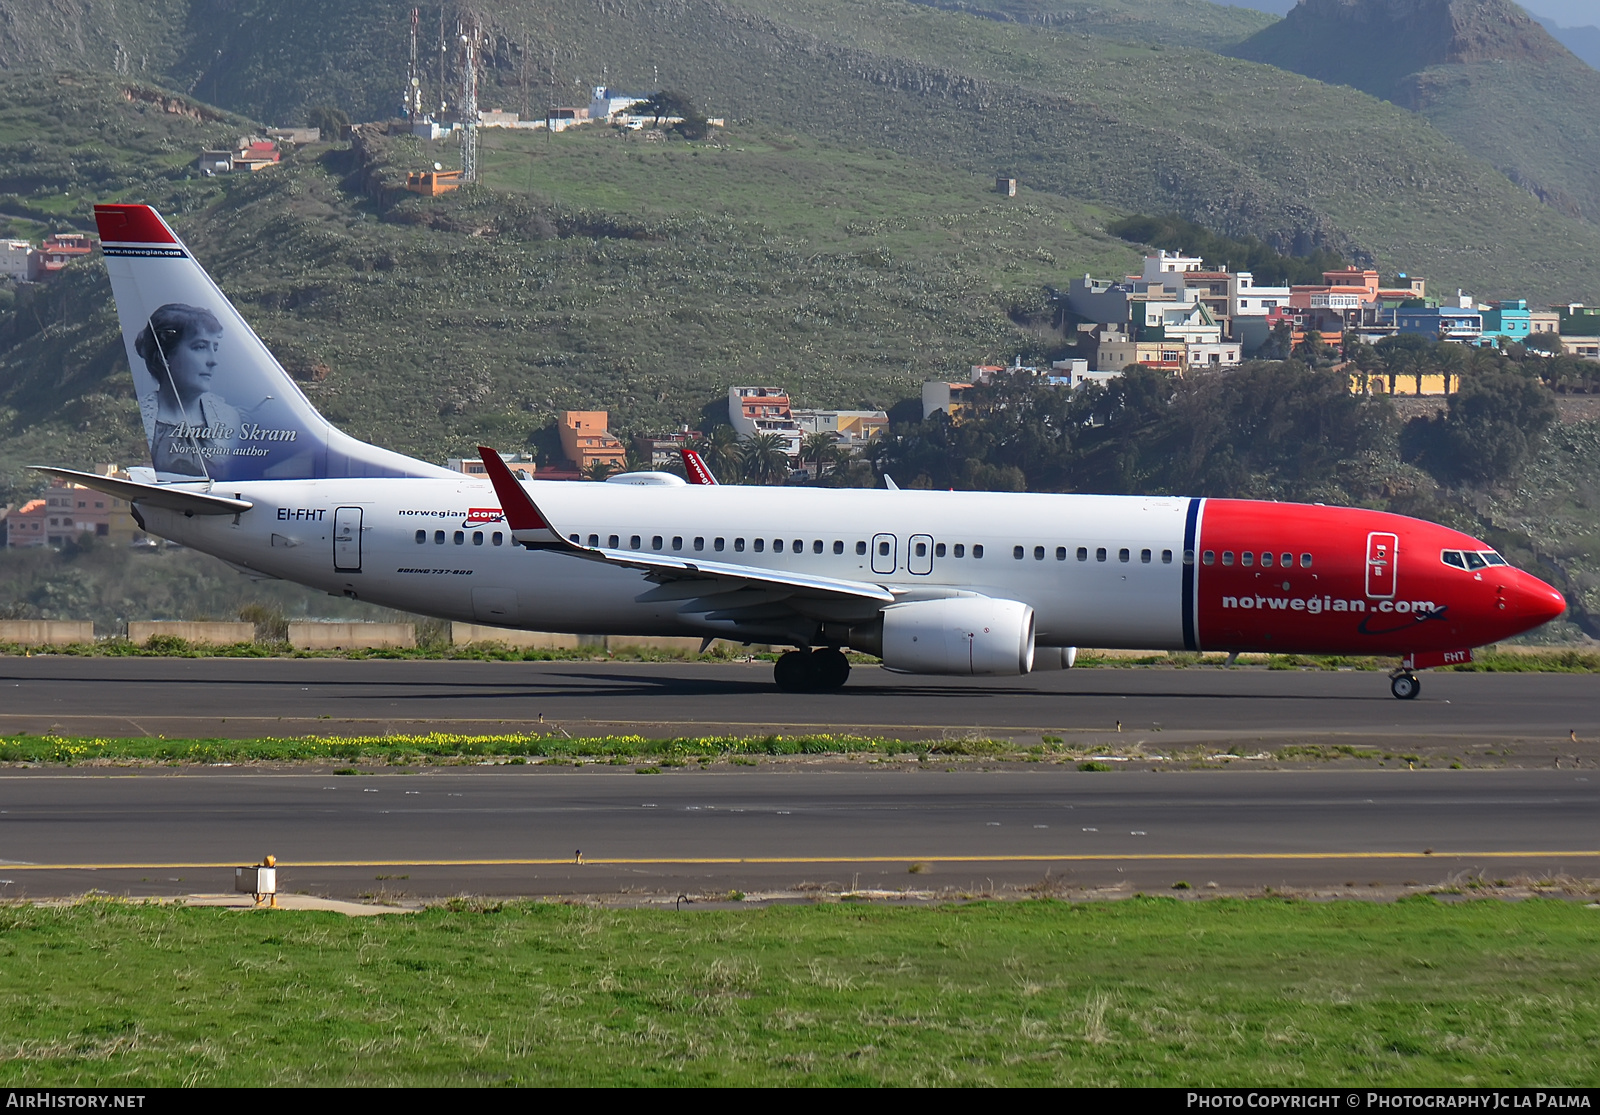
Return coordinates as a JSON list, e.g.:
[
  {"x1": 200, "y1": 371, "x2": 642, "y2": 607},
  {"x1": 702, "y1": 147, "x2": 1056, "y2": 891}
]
[
  {"x1": 774, "y1": 647, "x2": 851, "y2": 692},
  {"x1": 1389, "y1": 671, "x2": 1421, "y2": 700}
]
